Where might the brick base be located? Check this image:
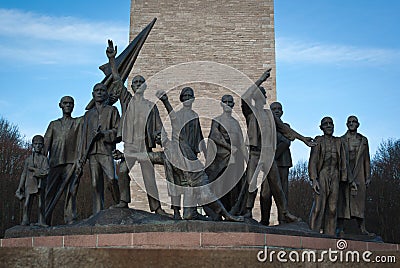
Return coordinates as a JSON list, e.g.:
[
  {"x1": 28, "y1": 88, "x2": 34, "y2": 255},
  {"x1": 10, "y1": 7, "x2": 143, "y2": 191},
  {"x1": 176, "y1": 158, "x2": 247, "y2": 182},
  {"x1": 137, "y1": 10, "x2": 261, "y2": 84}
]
[
  {"x1": 1, "y1": 232, "x2": 398, "y2": 251},
  {"x1": 1, "y1": 233, "x2": 399, "y2": 267}
]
